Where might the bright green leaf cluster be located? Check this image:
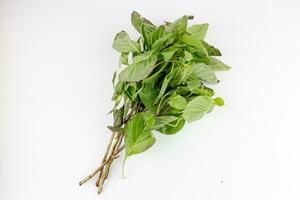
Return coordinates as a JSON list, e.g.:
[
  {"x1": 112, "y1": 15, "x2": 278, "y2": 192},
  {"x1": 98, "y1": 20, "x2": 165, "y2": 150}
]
[{"x1": 111, "y1": 11, "x2": 230, "y2": 164}]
